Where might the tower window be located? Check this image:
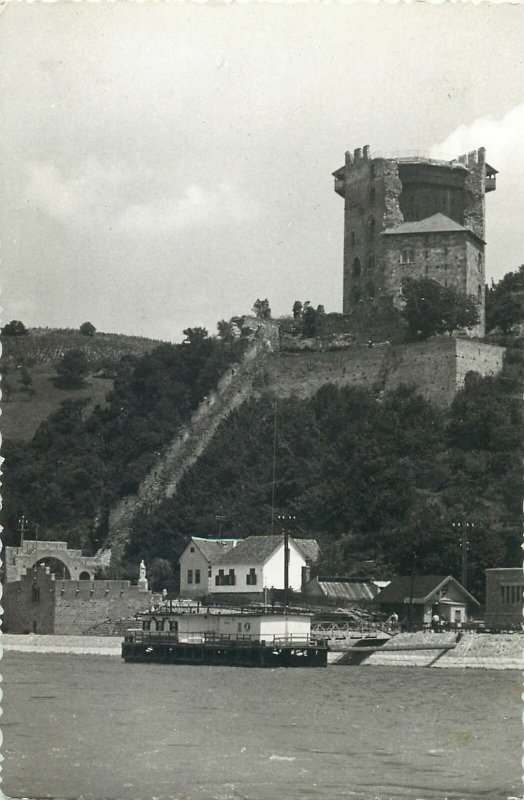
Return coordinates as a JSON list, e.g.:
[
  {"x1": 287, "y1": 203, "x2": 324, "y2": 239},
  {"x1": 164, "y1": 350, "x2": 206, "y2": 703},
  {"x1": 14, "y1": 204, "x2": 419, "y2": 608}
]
[
  {"x1": 370, "y1": 187, "x2": 376, "y2": 204},
  {"x1": 368, "y1": 255, "x2": 375, "y2": 270},
  {"x1": 368, "y1": 218, "x2": 376, "y2": 239},
  {"x1": 399, "y1": 249, "x2": 414, "y2": 264},
  {"x1": 352, "y1": 286, "x2": 361, "y2": 303},
  {"x1": 351, "y1": 231, "x2": 356, "y2": 245},
  {"x1": 367, "y1": 282, "x2": 375, "y2": 299},
  {"x1": 352, "y1": 257, "x2": 361, "y2": 277}
]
